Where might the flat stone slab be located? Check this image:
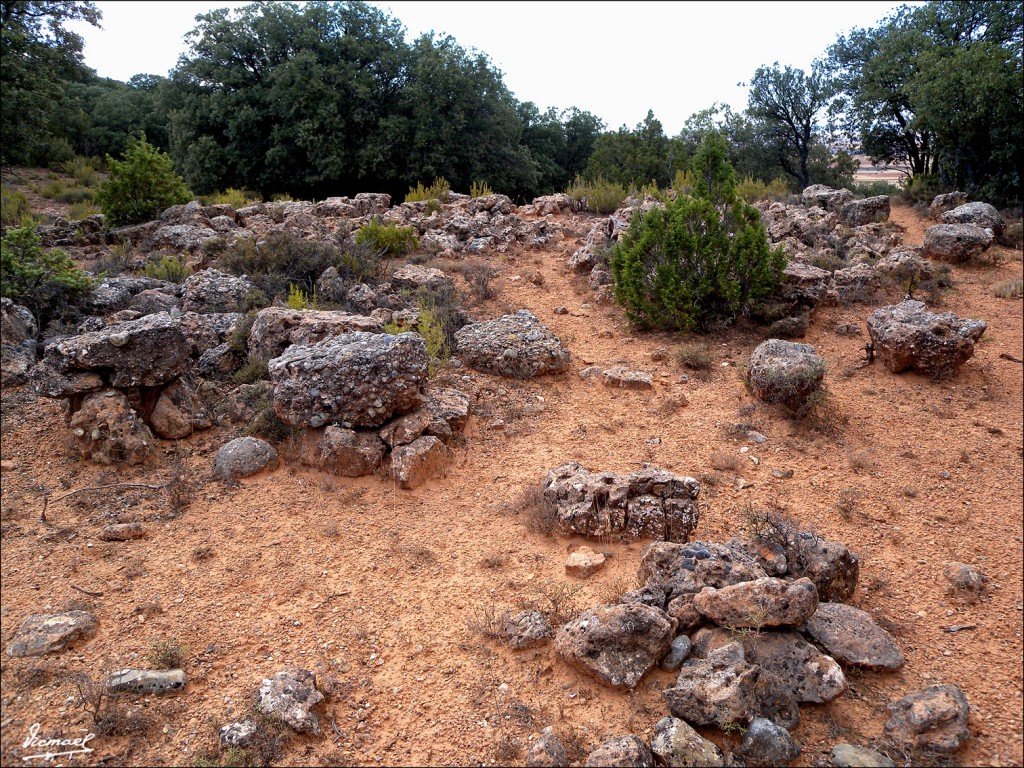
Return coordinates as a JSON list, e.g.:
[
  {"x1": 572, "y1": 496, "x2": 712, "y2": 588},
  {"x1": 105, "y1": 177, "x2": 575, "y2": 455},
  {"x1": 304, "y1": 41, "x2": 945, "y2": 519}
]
[
  {"x1": 803, "y1": 602, "x2": 905, "y2": 671},
  {"x1": 106, "y1": 668, "x2": 187, "y2": 695},
  {"x1": 6, "y1": 611, "x2": 97, "y2": 657},
  {"x1": 602, "y1": 367, "x2": 653, "y2": 390}
]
